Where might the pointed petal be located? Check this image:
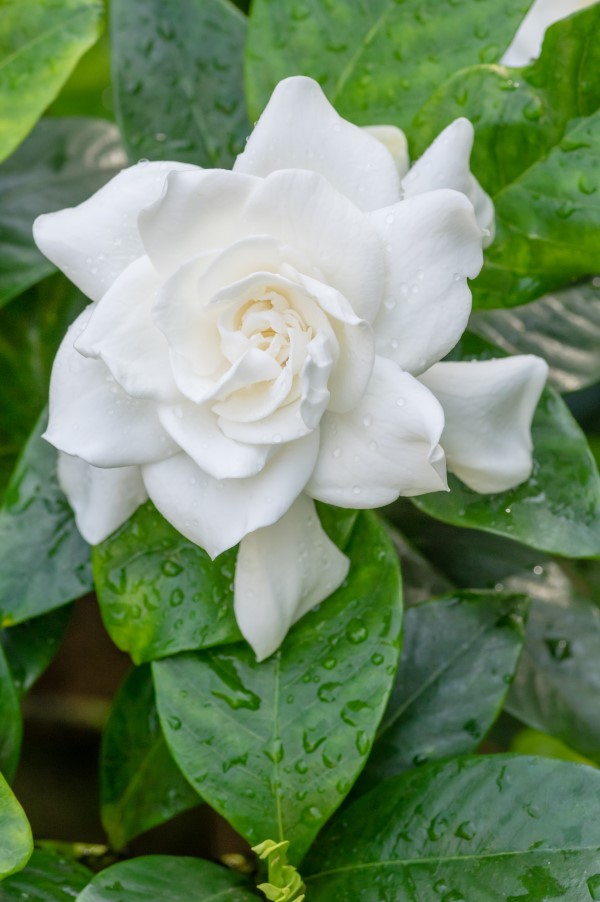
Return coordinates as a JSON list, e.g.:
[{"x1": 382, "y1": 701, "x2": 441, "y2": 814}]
[
  {"x1": 419, "y1": 355, "x2": 549, "y2": 493},
  {"x1": 33, "y1": 161, "x2": 197, "y2": 301},
  {"x1": 234, "y1": 494, "x2": 350, "y2": 661},
  {"x1": 58, "y1": 453, "x2": 147, "y2": 545},
  {"x1": 307, "y1": 356, "x2": 447, "y2": 507},
  {"x1": 234, "y1": 76, "x2": 401, "y2": 211}
]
